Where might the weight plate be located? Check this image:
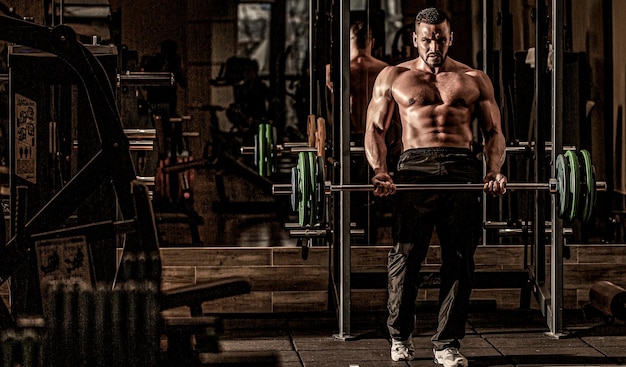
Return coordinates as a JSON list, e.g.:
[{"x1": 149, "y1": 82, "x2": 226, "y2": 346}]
[
  {"x1": 576, "y1": 150, "x2": 588, "y2": 222},
  {"x1": 578, "y1": 149, "x2": 596, "y2": 223},
  {"x1": 315, "y1": 156, "x2": 325, "y2": 223},
  {"x1": 265, "y1": 124, "x2": 274, "y2": 176},
  {"x1": 307, "y1": 151, "x2": 317, "y2": 225},
  {"x1": 307, "y1": 114, "x2": 317, "y2": 148},
  {"x1": 254, "y1": 133, "x2": 259, "y2": 168},
  {"x1": 565, "y1": 150, "x2": 580, "y2": 222},
  {"x1": 298, "y1": 152, "x2": 311, "y2": 227},
  {"x1": 305, "y1": 152, "x2": 313, "y2": 226},
  {"x1": 297, "y1": 152, "x2": 307, "y2": 226},
  {"x1": 316, "y1": 117, "x2": 326, "y2": 158},
  {"x1": 555, "y1": 154, "x2": 570, "y2": 219},
  {"x1": 258, "y1": 123, "x2": 267, "y2": 176},
  {"x1": 290, "y1": 166, "x2": 298, "y2": 212}
]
